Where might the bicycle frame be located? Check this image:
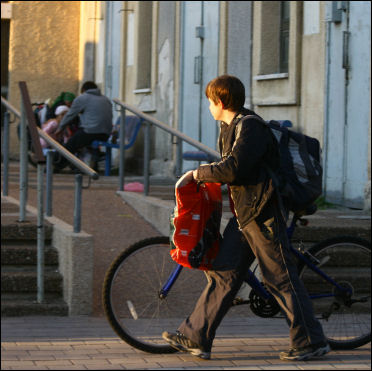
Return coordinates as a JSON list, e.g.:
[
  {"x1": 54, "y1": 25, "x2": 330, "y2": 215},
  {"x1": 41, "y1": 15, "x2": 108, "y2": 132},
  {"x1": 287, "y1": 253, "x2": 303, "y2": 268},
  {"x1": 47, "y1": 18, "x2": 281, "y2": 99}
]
[{"x1": 159, "y1": 215, "x2": 352, "y2": 301}]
